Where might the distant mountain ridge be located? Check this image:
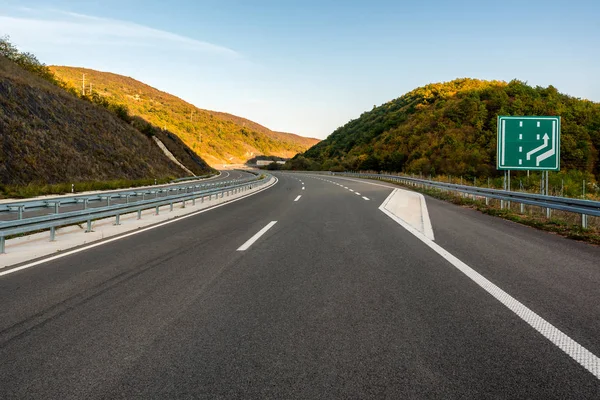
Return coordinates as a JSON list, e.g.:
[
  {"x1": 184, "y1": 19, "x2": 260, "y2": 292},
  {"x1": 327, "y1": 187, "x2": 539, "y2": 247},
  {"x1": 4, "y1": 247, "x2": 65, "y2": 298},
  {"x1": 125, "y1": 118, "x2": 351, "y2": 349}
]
[{"x1": 50, "y1": 66, "x2": 320, "y2": 166}]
